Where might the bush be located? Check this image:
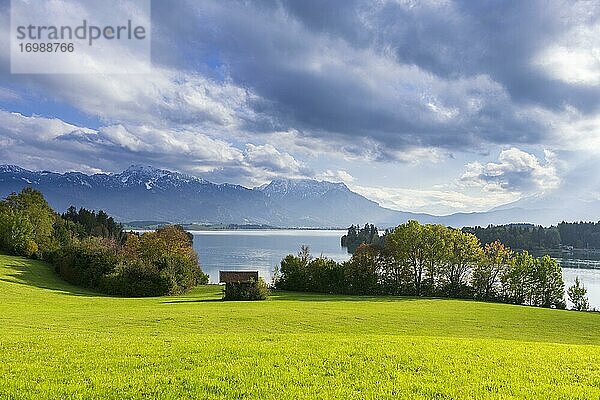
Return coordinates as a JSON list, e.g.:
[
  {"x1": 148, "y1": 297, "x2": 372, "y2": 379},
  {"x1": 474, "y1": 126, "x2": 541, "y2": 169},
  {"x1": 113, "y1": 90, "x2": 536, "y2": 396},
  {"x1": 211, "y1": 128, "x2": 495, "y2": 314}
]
[
  {"x1": 154, "y1": 253, "x2": 207, "y2": 295},
  {"x1": 100, "y1": 261, "x2": 170, "y2": 297},
  {"x1": 23, "y1": 239, "x2": 39, "y2": 259},
  {"x1": 274, "y1": 254, "x2": 307, "y2": 291},
  {"x1": 223, "y1": 278, "x2": 269, "y2": 301},
  {"x1": 53, "y1": 239, "x2": 119, "y2": 288}
]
